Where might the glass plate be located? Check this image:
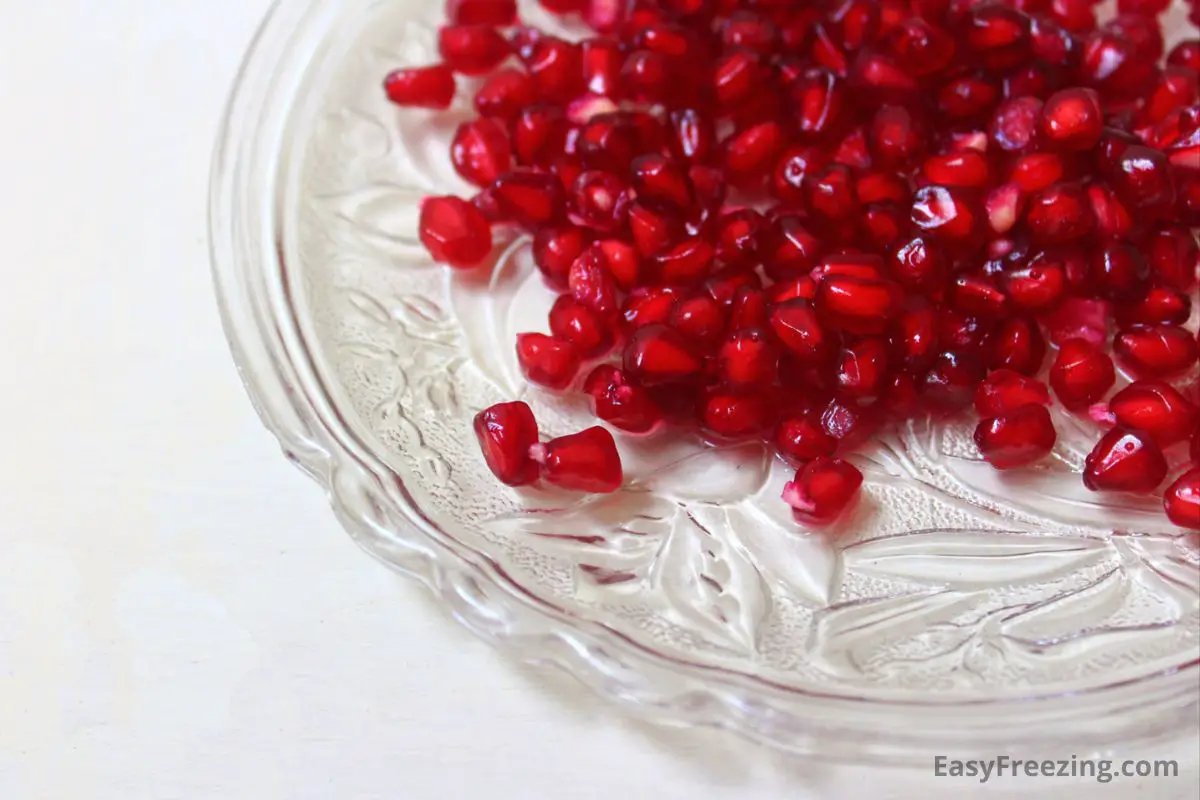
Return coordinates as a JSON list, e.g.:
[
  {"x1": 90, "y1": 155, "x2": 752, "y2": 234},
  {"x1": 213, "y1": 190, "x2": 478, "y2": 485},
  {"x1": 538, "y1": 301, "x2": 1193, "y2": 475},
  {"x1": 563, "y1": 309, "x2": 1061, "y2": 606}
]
[{"x1": 211, "y1": 0, "x2": 1200, "y2": 763}]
